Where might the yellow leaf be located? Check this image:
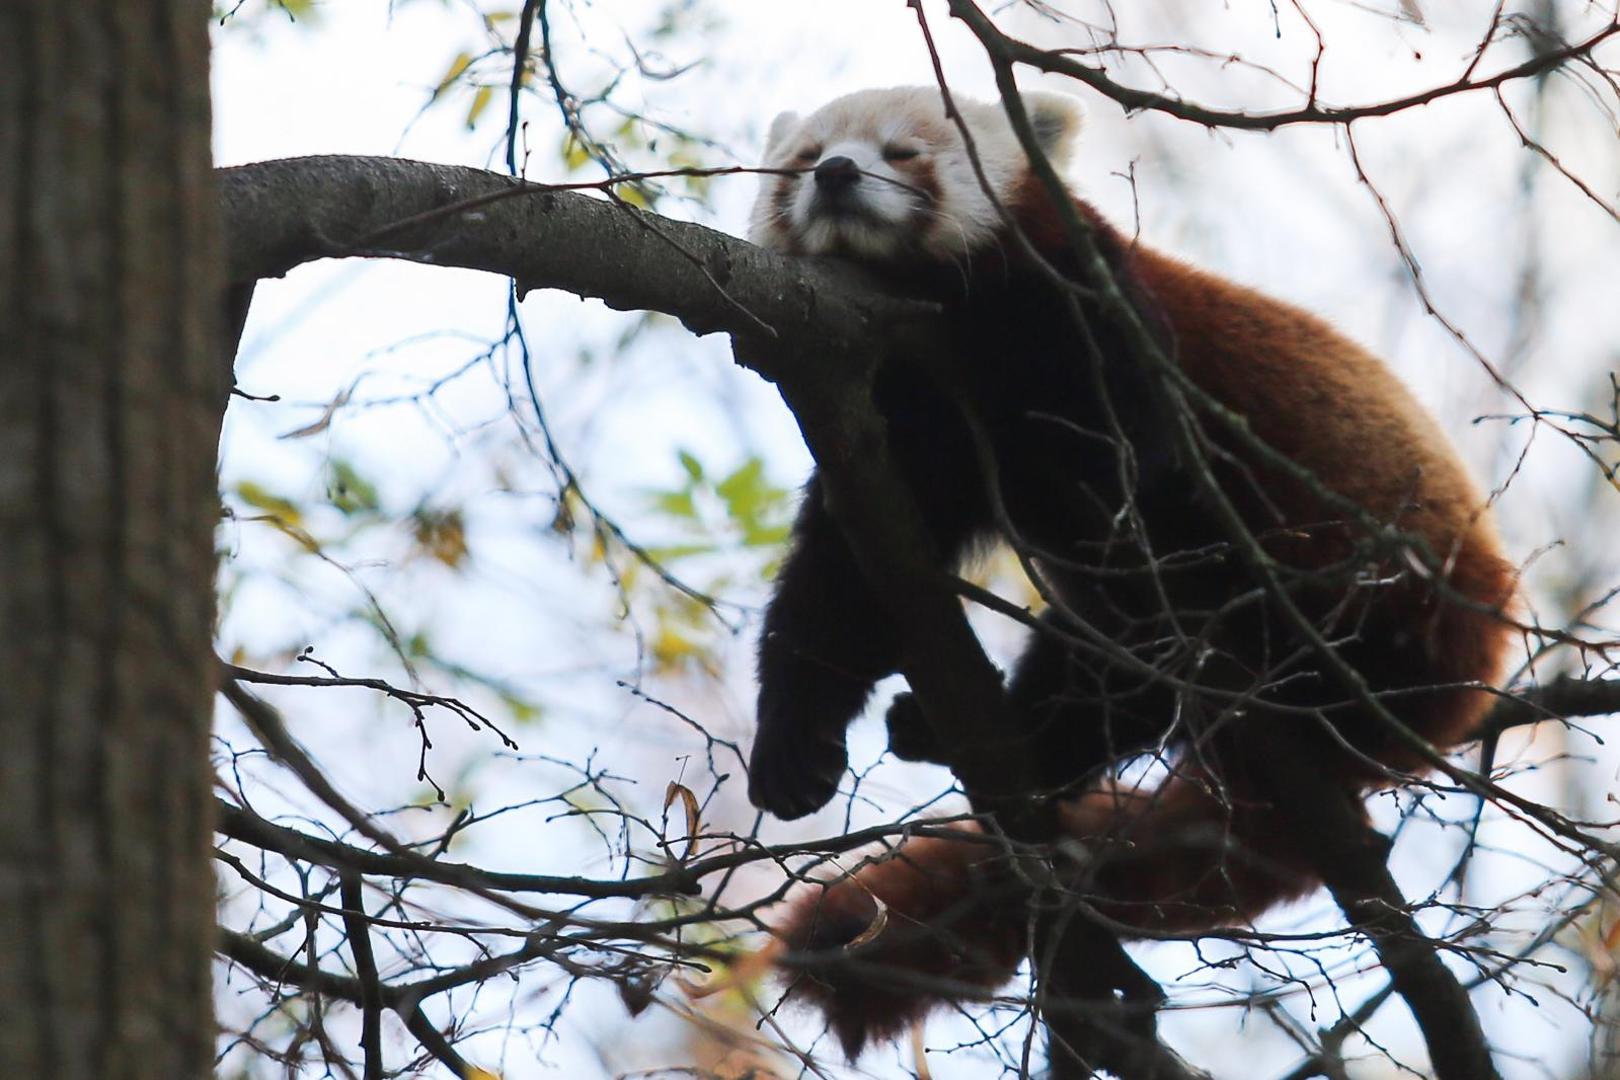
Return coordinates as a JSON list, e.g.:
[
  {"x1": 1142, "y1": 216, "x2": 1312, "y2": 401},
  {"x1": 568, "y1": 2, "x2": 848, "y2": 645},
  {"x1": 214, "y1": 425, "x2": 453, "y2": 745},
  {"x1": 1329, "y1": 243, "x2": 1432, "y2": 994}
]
[
  {"x1": 235, "y1": 481, "x2": 302, "y2": 528},
  {"x1": 615, "y1": 185, "x2": 652, "y2": 211},
  {"x1": 465, "y1": 85, "x2": 494, "y2": 129},
  {"x1": 434, "y1": 51, "x2": 472, "y2": 97},
  {"x1": 562, "y1": 135, "x2": 591, "y2": 173},
  {"x1": 650, "y1": 624, "x2": 703, "y2": 673}
]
